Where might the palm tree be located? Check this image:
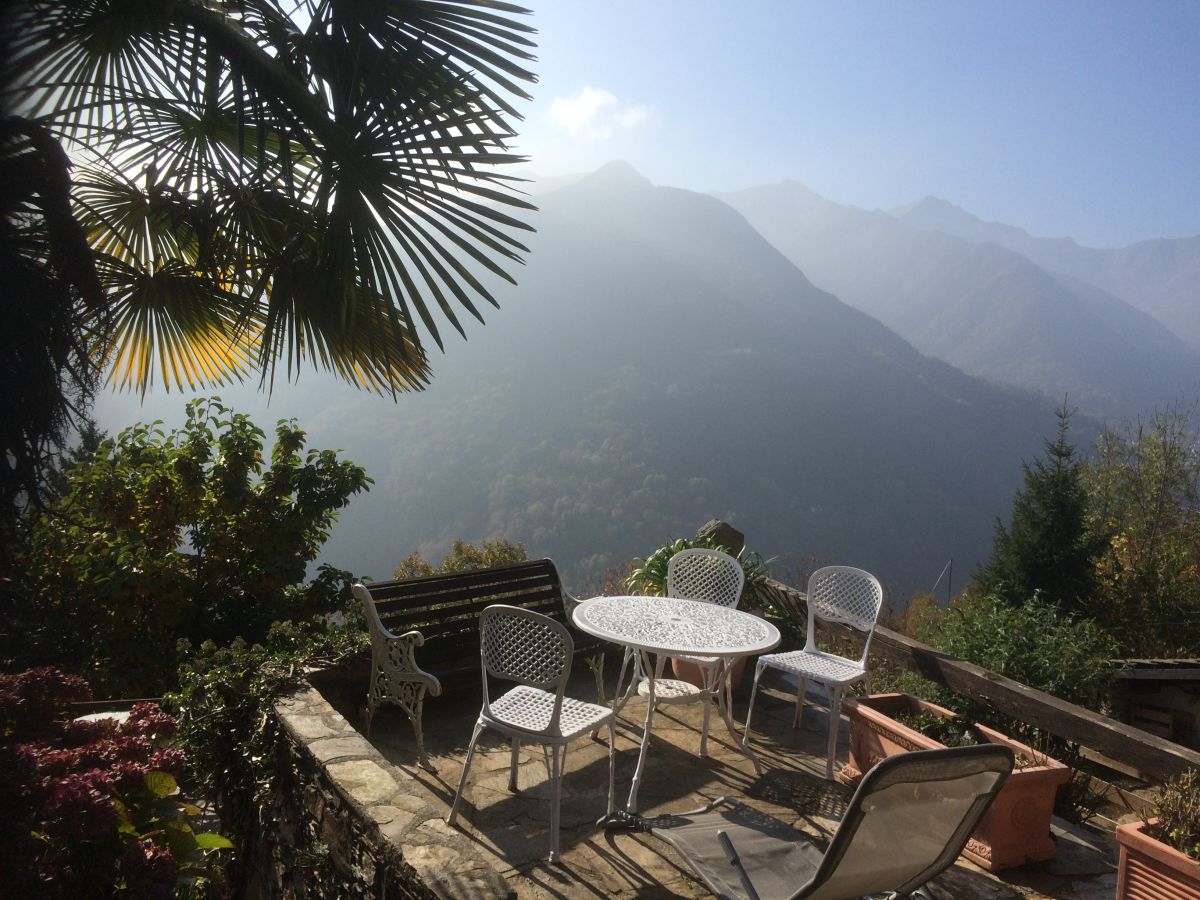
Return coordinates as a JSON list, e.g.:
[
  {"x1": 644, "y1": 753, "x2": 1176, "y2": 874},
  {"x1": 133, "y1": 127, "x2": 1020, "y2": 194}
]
[
  {"x1": 0, "y1": 0, "x2": 537, "y2": 558},
  {"x1": 5, "y1": 0, "x2": 538, "y2": 395}
]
